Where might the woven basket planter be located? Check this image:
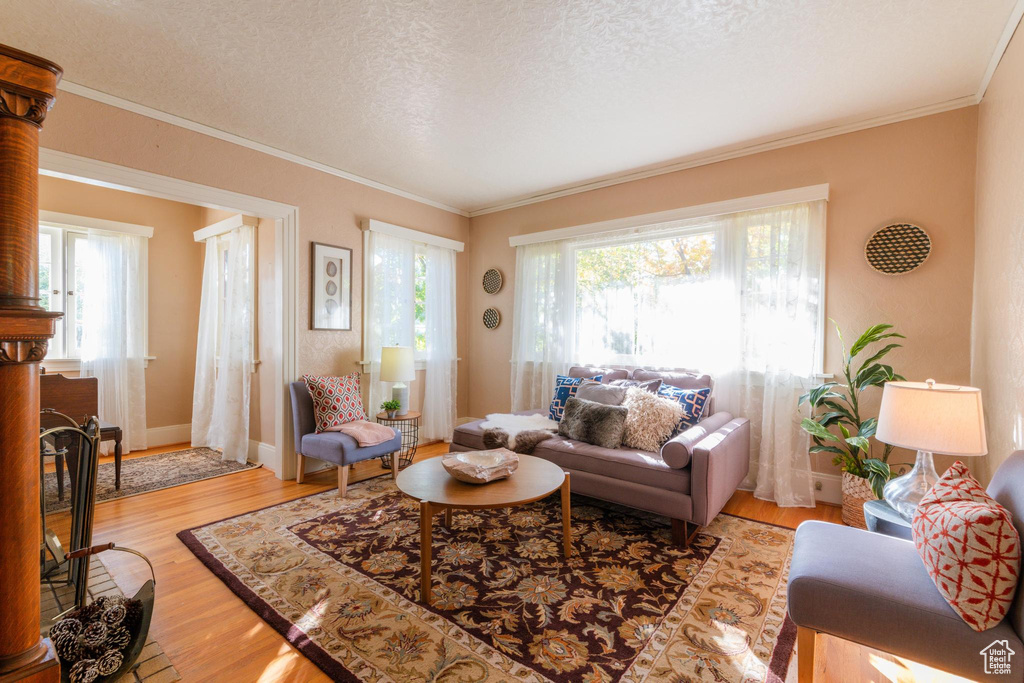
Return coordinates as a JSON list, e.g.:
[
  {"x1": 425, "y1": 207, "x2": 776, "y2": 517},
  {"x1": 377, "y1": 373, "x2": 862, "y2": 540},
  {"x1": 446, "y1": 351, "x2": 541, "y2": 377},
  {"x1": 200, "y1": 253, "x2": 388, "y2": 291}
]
[{"x1": 841, "y1": 471, "x2": 878, "y2": 529}]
